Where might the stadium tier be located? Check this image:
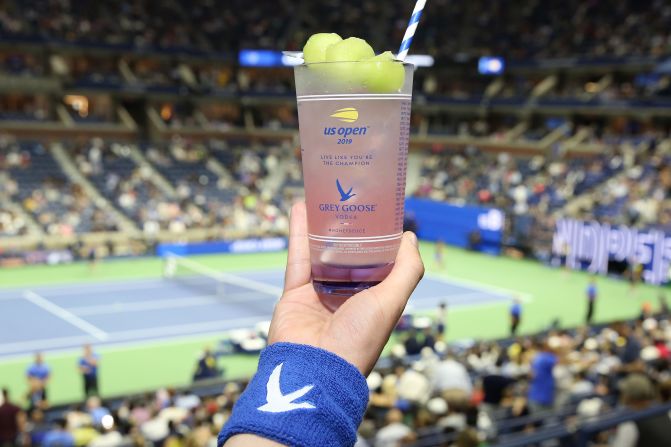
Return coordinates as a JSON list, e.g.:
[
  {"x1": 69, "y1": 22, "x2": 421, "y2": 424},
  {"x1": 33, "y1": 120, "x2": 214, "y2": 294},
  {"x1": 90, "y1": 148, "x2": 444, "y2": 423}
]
[{"x1": 1, "y1": 1, "x2": 671, "y2": 447}]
